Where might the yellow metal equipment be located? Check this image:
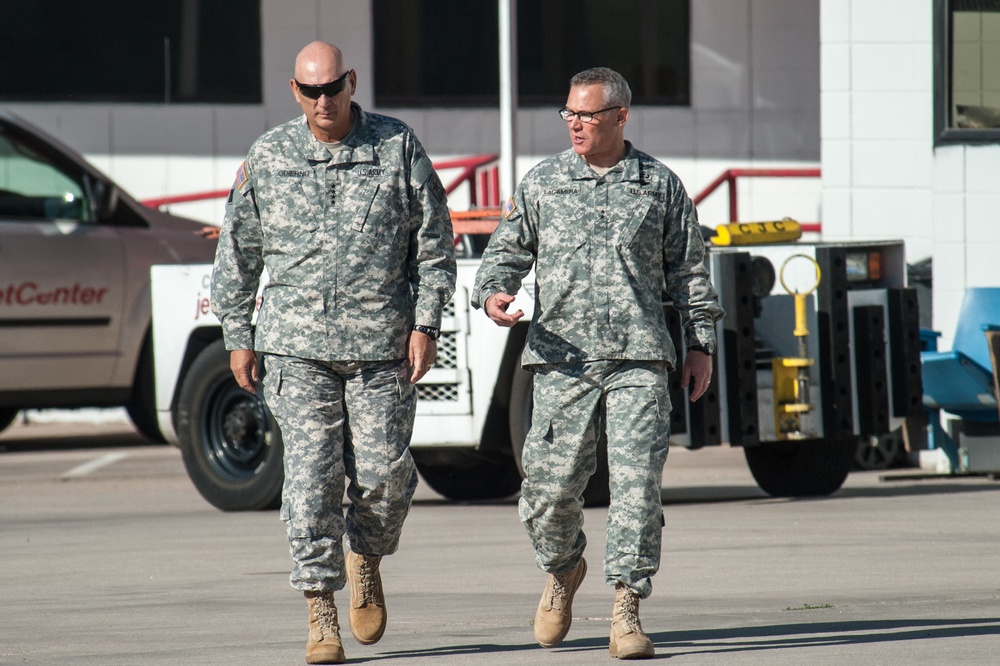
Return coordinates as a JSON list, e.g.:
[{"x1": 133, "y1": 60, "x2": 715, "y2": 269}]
[
  {"x1": 772, "y1": 254, "x2": 821, "y2": 439},
  {"x1": 711, "y1": 219, "x2": 803, "y2": 246}
]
